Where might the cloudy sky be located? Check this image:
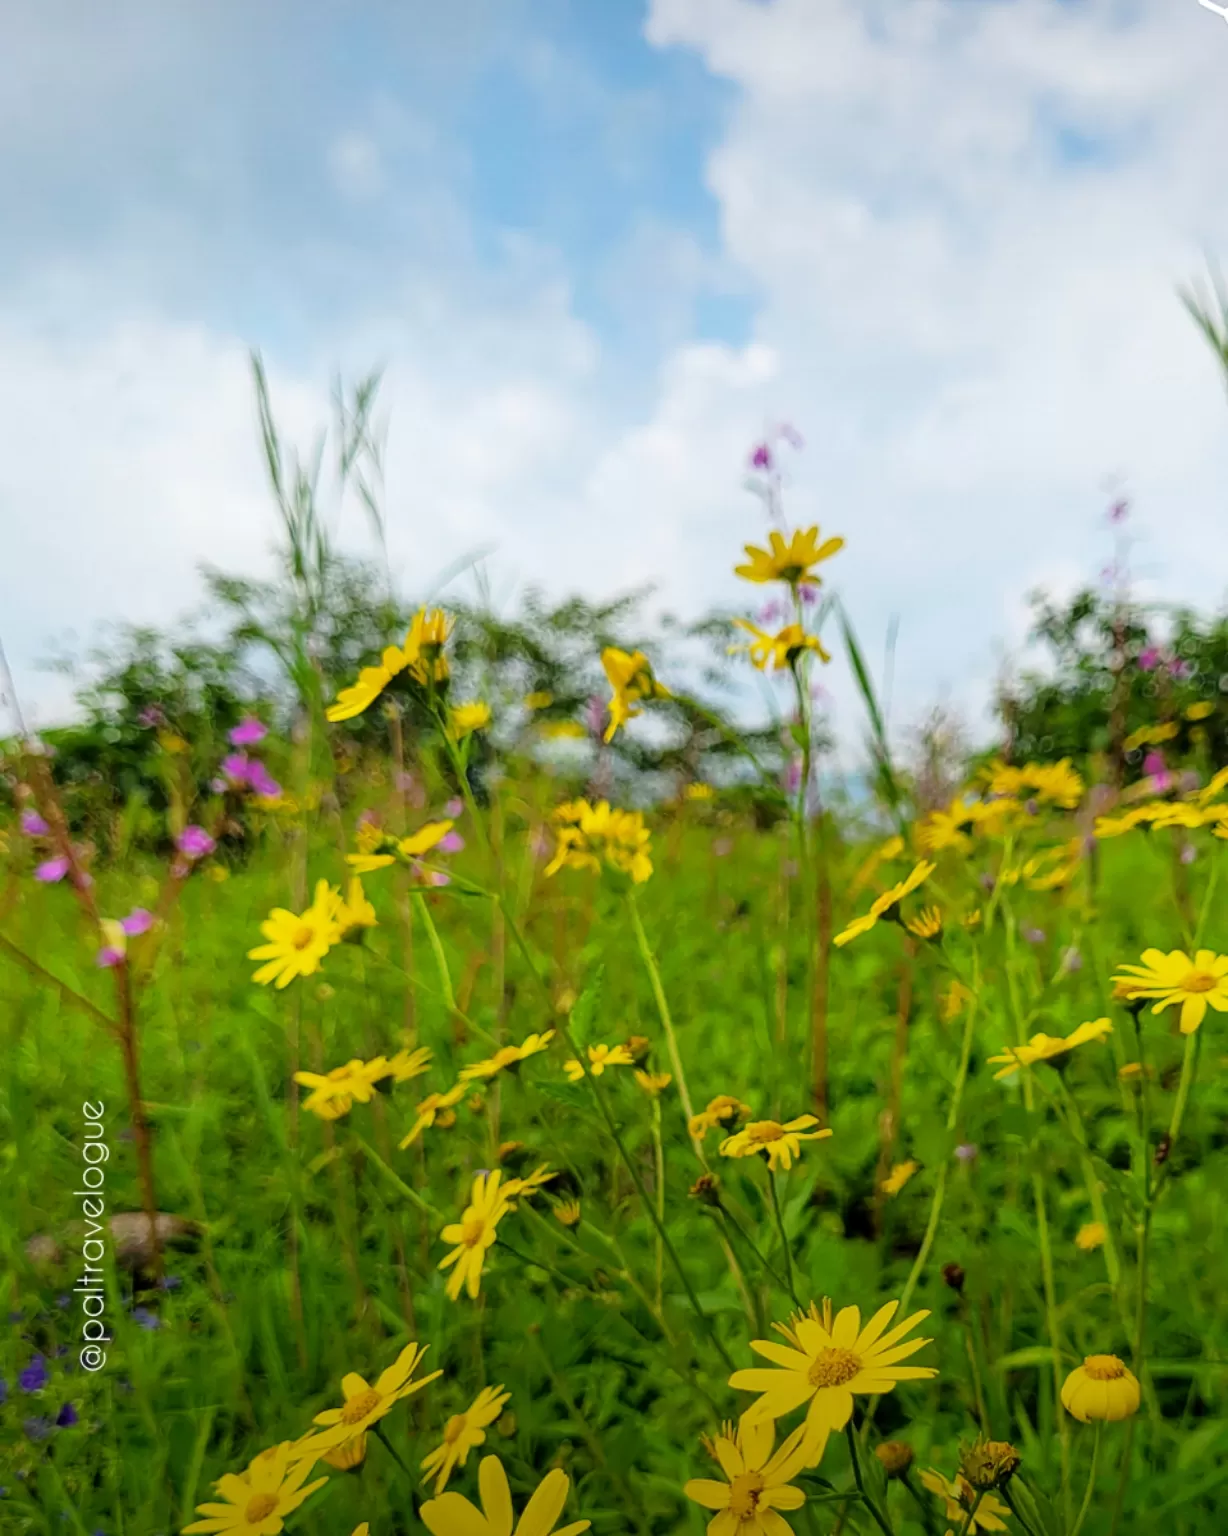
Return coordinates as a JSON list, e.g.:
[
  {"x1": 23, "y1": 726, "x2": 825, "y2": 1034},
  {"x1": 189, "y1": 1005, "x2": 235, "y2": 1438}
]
[{"x1": 4, "y1": 0, "x2": 1228, "y2": 755}]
